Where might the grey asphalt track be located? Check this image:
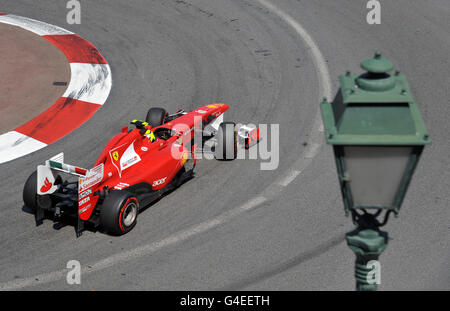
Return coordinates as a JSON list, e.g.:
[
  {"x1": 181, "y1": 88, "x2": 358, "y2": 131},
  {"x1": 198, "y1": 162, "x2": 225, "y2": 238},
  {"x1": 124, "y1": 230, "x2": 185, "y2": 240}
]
[{"x1": 0, "y1": 0, "x2": 448, "y2": 290}]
